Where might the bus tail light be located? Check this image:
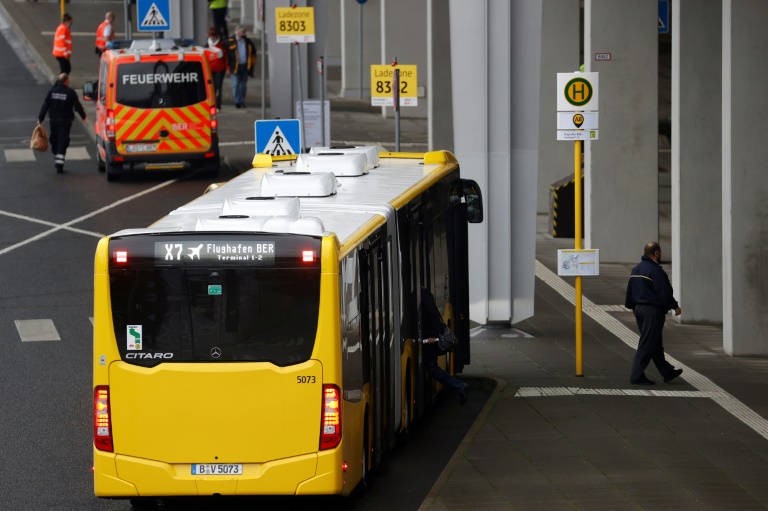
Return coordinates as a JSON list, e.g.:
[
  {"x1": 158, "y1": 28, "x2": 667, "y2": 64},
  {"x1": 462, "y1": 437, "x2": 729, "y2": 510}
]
[
  {"x1": 106, "y1": 109, "x2": 116, "y2": 141},
  {"x1": 210, "y1": 106, "x2": 218, "y2": 134},
  {"x1": 320, "y1": 384, "x2": 341, "y2": 450},
  {"x1": 94, "y1": 386, "x2": 114, "y2": 452}
]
